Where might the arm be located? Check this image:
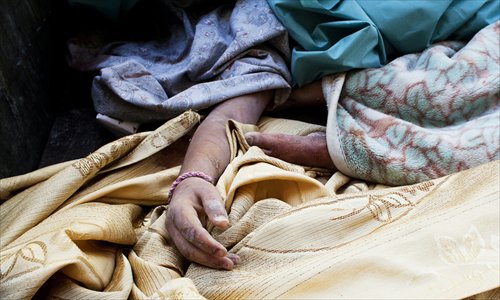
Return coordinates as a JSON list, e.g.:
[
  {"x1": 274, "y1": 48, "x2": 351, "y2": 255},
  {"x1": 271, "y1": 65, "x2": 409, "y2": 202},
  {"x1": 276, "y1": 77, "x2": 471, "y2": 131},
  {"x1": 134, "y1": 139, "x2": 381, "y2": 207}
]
[
  {"x1": 245, "y1": 81, "x2": 335, "y2": 169},
  {"x1": 166, "y1": 90, "x2": 273, "y2": 270}
]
